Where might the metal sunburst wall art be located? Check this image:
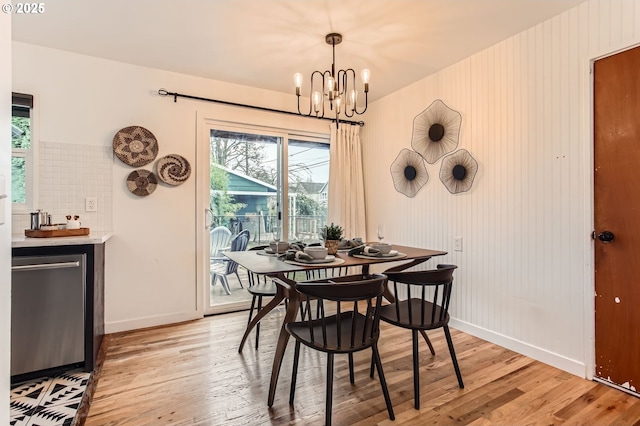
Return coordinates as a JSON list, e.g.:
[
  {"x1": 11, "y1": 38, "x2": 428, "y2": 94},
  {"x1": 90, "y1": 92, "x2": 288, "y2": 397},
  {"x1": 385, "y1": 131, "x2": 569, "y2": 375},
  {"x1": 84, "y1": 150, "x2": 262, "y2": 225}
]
[
  {"x1": 439, "y1": 149, "x2": 478, "y2": 194},
  {"x1": 390, "y1": 148, "x2": 429, "y2": 198},
  {"x1": 411, "y1": 99, "x2": 462, "y2": 164}
]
